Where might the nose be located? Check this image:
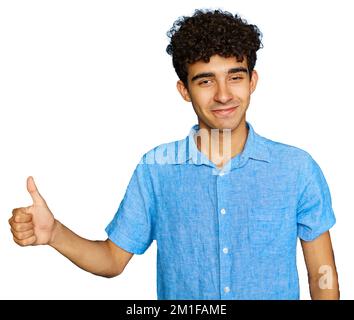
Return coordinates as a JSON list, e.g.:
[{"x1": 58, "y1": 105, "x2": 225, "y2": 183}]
[{"x1": 214, "y1": 81, "x2": 233, "y2": 104}]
